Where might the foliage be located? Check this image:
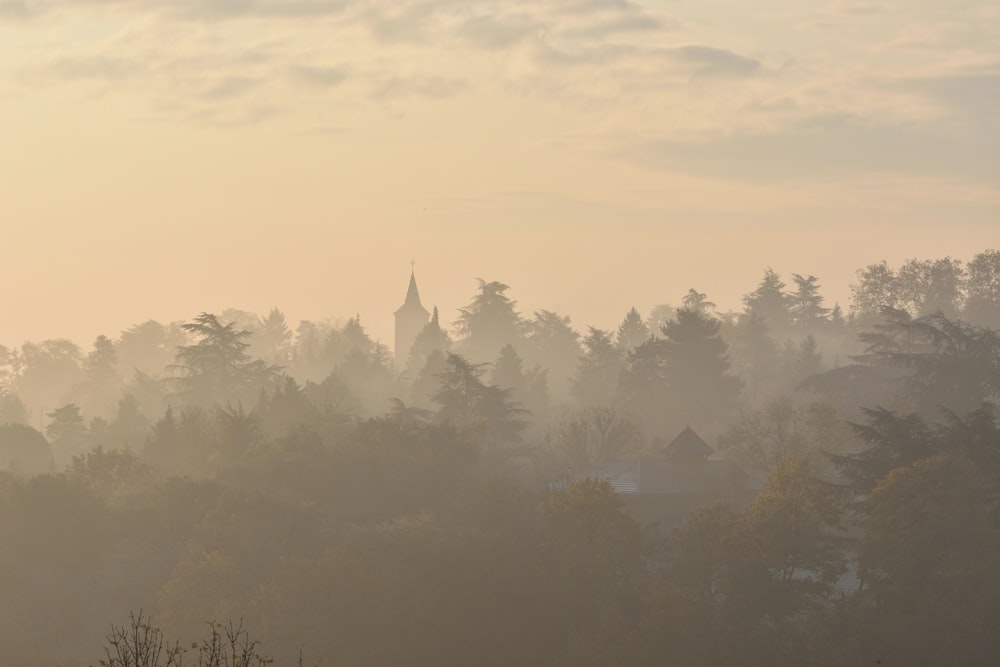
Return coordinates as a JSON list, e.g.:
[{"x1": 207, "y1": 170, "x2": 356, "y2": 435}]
[
  {"x1": 170, "y1": 313, "x2": 279, "y2": 406},
  {"x1": 549, "y1": 407, "x2": 642, "y2": 471}
]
